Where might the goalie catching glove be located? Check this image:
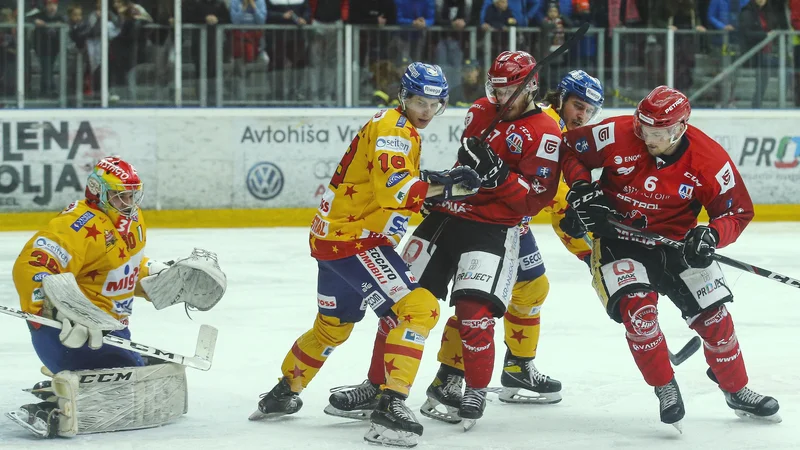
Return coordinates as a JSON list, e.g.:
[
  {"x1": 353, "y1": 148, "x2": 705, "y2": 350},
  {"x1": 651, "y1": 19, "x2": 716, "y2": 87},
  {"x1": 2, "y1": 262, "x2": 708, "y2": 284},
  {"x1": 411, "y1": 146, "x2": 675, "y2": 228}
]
[{"x1": 138, "y1": 248, "x2": 227, "y2": 311}]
